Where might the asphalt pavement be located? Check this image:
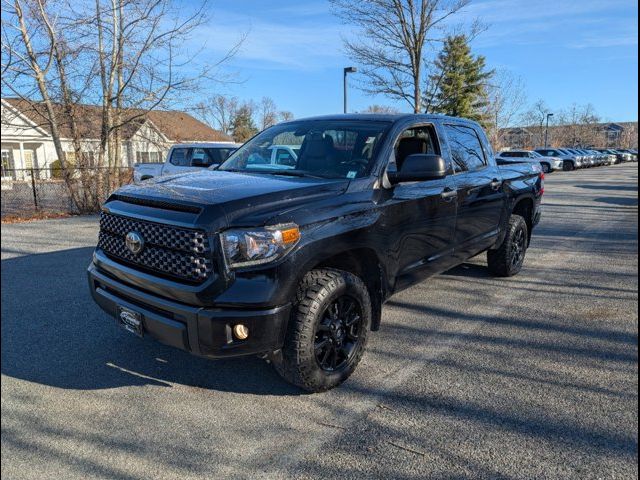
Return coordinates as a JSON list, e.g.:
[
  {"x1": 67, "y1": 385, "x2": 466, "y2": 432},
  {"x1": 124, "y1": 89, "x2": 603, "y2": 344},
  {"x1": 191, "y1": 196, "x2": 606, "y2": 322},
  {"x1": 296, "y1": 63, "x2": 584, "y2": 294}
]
[{"x1": 1, "y1": 164, "x2": 638, "y2": 479}]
